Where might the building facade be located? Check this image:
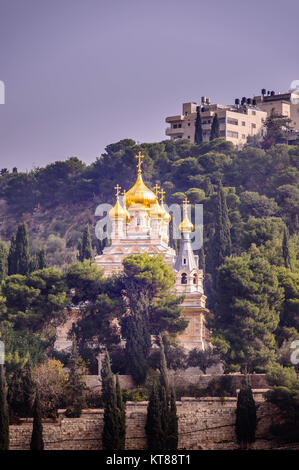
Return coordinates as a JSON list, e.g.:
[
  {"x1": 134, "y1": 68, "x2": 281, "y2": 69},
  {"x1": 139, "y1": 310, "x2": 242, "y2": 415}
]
[
  {"x1": 252, "y1": 89, "x2": 299, "y2": 132},
  {"x1": 165, "y1": 100, "x2": 267, "y2": 147},
  {"x1": 94, "y1": 152, "x2": 209, "y2": 351}
]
